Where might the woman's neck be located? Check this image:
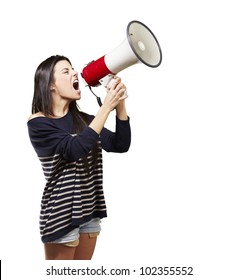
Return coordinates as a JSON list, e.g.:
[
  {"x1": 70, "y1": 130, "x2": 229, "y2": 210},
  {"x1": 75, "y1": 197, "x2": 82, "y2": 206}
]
[{"x1": 51, "y1": 97, "x2": 70, "y2": 118}]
